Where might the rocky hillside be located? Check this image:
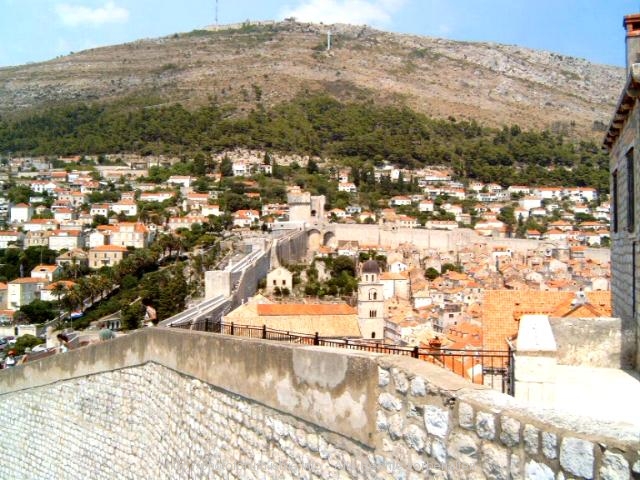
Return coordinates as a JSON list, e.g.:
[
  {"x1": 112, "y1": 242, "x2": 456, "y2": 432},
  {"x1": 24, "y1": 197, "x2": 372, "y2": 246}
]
[{"x1": 0, "y1": 20, "x2": 624, "y2": 139}]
